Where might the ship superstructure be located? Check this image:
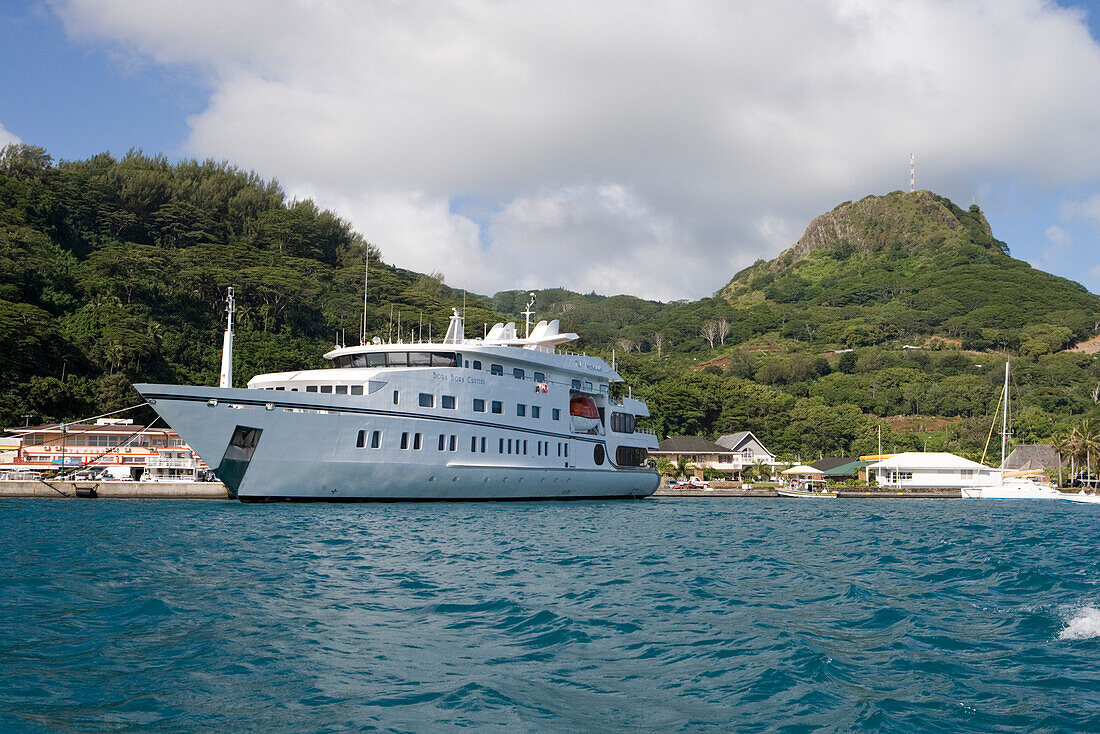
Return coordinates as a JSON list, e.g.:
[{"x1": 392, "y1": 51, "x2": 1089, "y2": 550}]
[{"x1": 136, "y1": 308, "x2": 659, "y2": 501}]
